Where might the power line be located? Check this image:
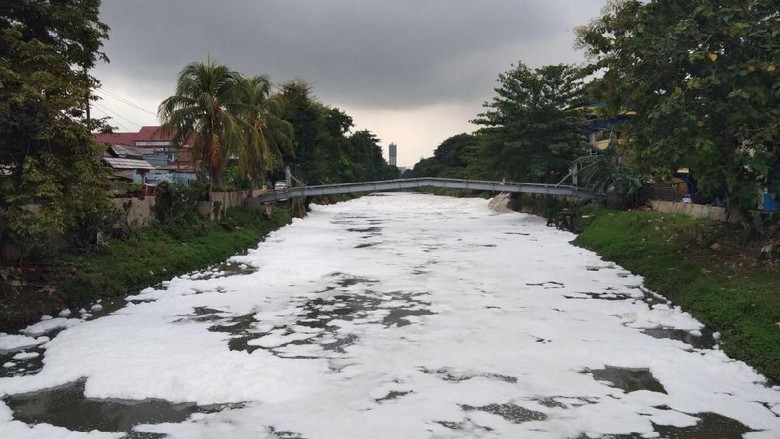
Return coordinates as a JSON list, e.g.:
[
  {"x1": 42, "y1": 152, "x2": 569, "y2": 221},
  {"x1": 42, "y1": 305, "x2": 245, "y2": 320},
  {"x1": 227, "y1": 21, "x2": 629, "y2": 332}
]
[
  {"x1": 95, "y1": 88, "x2": 157, "y2": 116},
  {"x1": 92, "y1": 101, "x2": 142, "y2": 131}
]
